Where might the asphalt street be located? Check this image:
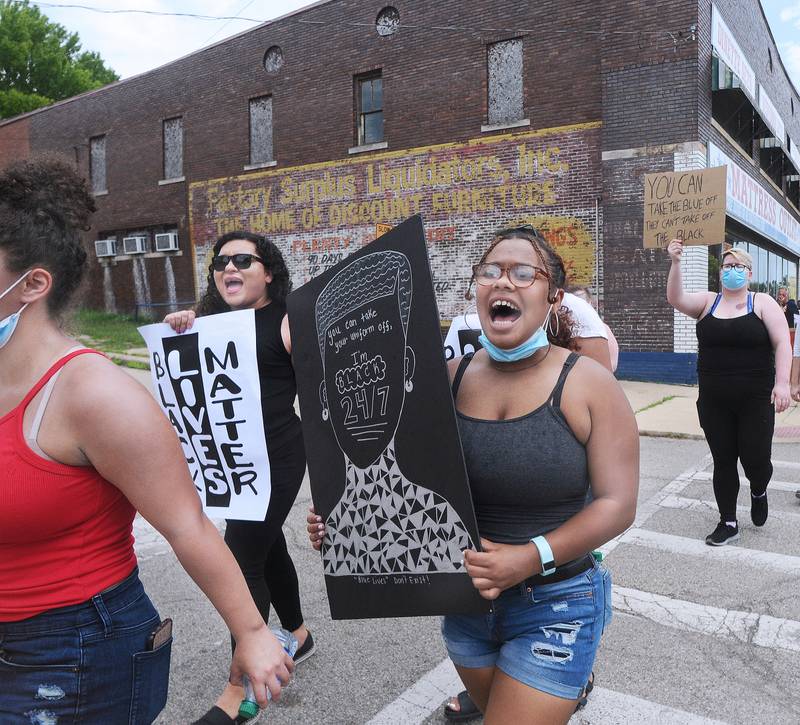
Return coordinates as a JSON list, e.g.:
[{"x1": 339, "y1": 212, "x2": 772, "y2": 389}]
[{"x1": 134, "y1": 432, "x2": 800, "y2": 725}]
